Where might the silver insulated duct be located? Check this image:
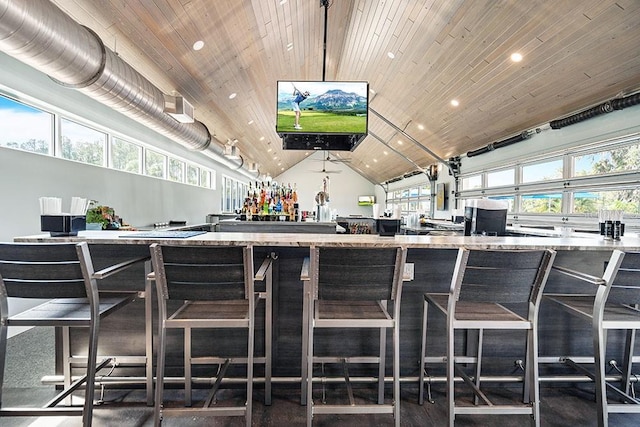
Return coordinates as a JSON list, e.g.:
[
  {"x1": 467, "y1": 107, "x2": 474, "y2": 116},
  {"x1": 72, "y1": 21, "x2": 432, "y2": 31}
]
[{"x1": 0, "y1": 0, "x2": 212, "y2": 152}]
